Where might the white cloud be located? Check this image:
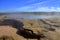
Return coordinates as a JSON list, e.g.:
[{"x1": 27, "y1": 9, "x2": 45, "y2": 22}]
[
  {"x1": 34, "y1": 7, "x2": 60, "y2": 12},
  {"x1": 1, "y1": 0, "x2": 60, "y2": 12},
  {"x1": 17, "y1": 6, "x2": 60, "y2": 12},
  {"x1": 16, "y1": 0, "x2": 60, "y2": 12}
]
